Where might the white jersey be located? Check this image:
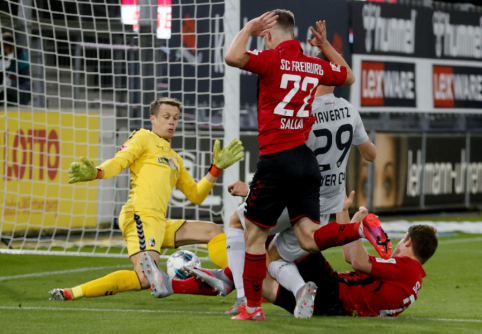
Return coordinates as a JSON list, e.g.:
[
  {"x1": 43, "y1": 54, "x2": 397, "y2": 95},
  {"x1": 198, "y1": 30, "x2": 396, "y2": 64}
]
[{"x1": 306, "y1": 94, "x2": 369, "y2": 214}]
